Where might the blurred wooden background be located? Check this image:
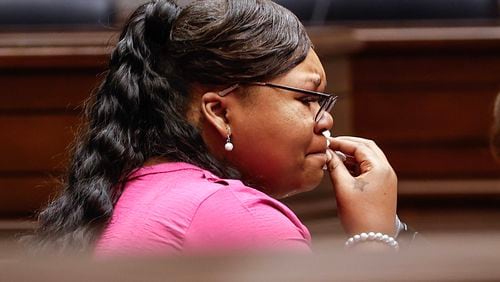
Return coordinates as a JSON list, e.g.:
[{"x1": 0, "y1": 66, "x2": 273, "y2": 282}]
[
  {"x1": 2, "y1": 233, "x2": 500, "y2": 281},
  {"x1": 0, "y1": 22, "x2": 499, "y2": 244}
]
